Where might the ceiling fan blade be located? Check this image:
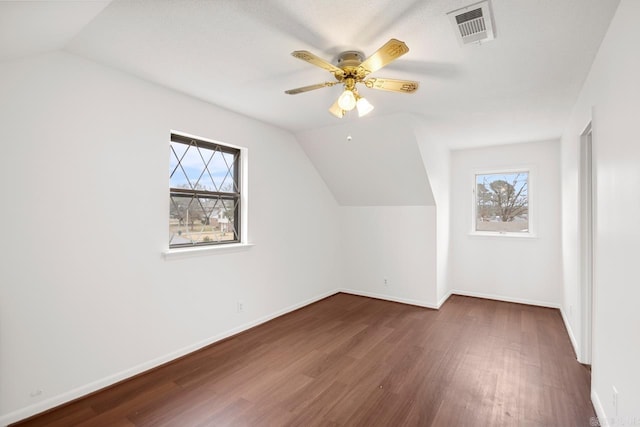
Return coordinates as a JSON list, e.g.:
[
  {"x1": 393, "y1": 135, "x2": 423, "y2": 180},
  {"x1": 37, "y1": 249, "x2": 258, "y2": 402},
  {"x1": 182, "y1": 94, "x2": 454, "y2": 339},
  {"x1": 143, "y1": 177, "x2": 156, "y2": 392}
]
[
  {"x1": 291, "y1": 51, "x2": 345, "y2": 77},
  {"x1": 285, "y1": 81, "x2": 338, "y2": 95},
  {"x1": 365, "y1": 77, "x2": 419, "y2": 93},
  {"x1": 359, "y1": 39, "x2": 410, "y2": 75}
]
